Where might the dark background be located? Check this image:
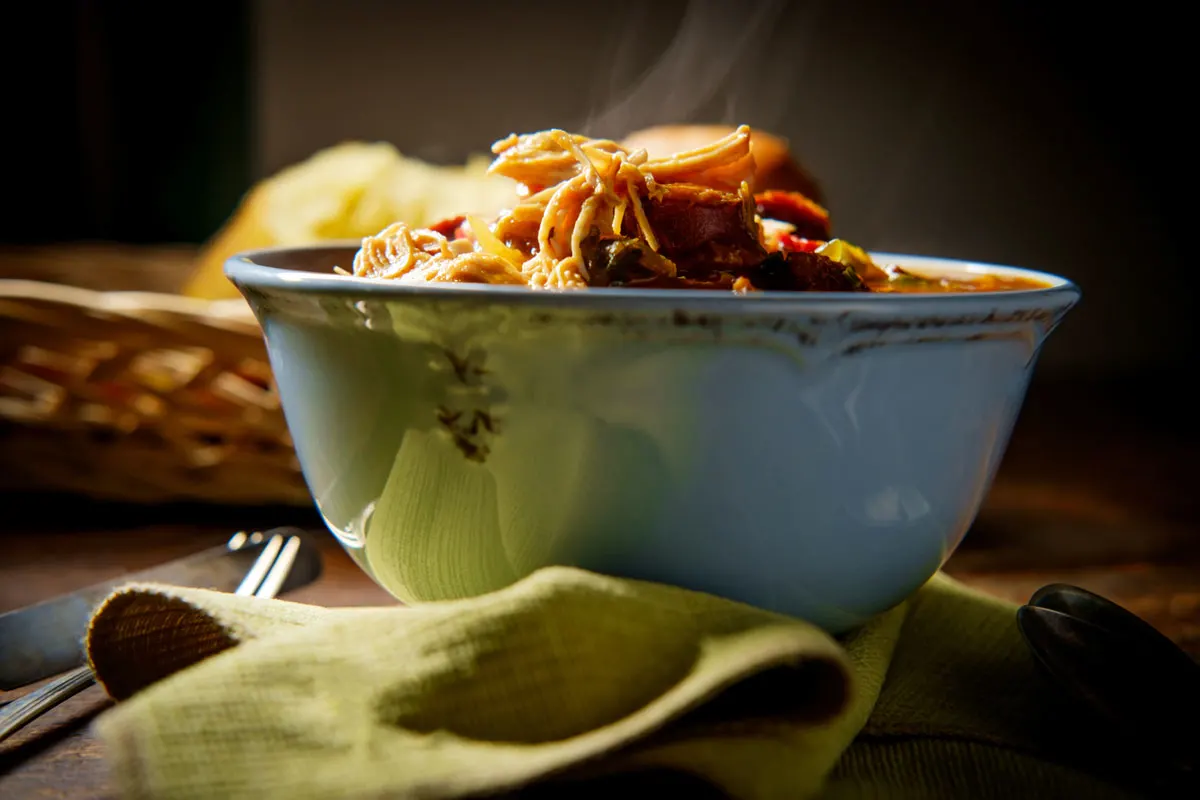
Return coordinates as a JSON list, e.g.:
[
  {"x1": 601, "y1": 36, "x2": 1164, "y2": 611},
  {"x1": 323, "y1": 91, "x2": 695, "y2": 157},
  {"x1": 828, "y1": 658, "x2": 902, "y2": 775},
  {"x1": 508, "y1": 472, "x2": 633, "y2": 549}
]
[{"x1": 3, "y1": 0, "x2": 1193, "y2": 383}]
